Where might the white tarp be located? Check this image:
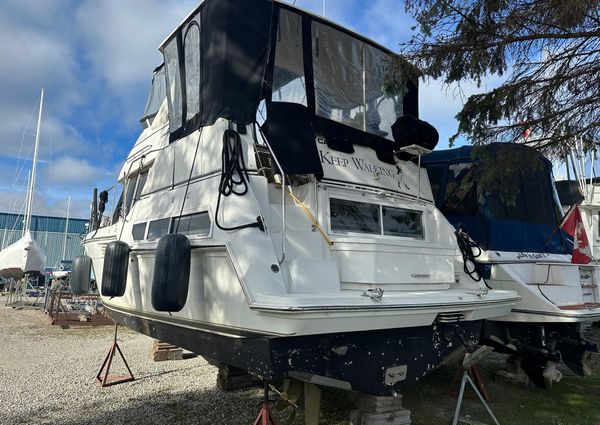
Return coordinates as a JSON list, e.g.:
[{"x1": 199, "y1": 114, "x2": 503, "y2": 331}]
[{"x1": 0, "y1": 231, "x2": 46, "y2": 278}]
